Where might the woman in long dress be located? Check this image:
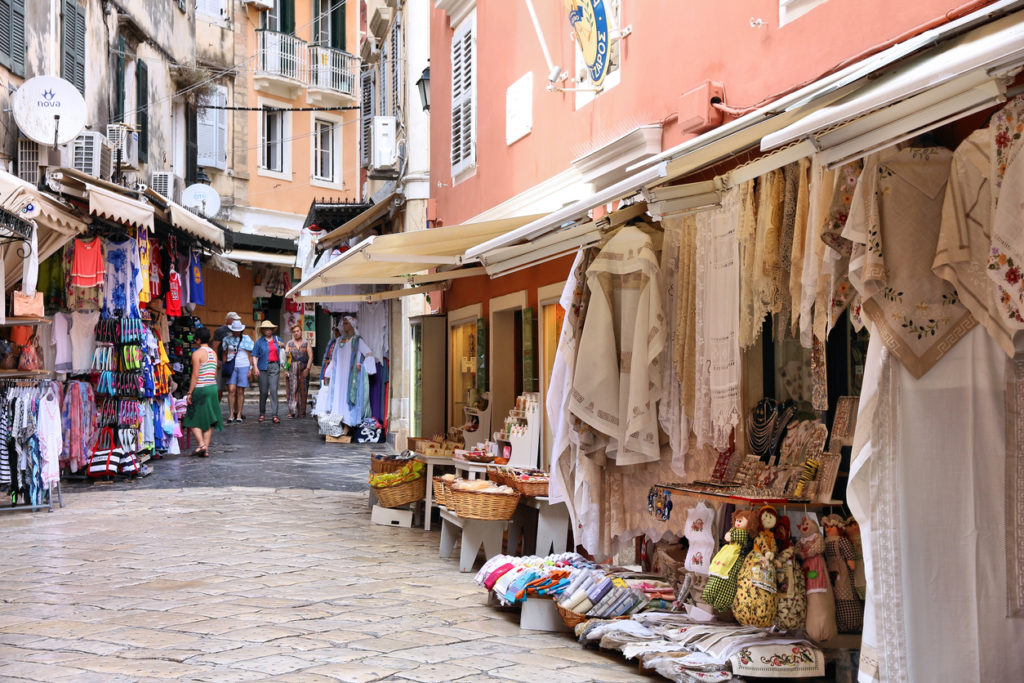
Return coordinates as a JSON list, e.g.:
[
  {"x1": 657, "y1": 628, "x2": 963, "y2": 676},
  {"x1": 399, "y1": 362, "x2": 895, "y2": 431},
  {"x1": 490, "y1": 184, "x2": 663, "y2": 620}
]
[
  {"x1": 286, "y1": 324, "x2": 311, "y2": 418},
  {"x1": 314, "y1": 316, "x2": 376, "y2": 436}
]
